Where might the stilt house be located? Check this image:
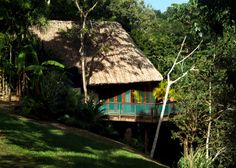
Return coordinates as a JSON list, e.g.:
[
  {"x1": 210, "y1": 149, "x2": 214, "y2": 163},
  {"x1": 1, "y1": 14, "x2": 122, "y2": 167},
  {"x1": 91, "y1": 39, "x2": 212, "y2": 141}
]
[{"x1": 31, "y1": 20, "x2": 176, "y2": 122}]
